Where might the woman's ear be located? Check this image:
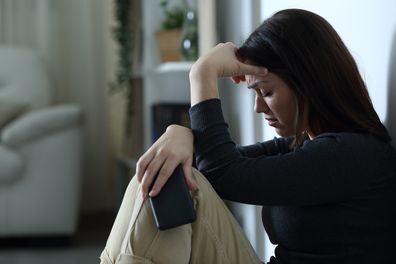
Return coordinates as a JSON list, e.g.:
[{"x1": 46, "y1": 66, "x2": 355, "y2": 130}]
[{"x1": 301, "y1": 97, "x2": 313, "y2": 137}]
